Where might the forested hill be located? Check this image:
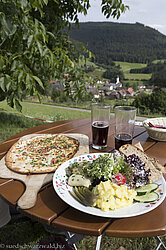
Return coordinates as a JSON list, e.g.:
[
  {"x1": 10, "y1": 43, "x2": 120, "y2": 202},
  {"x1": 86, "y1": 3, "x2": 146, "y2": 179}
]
[{"x1": 68, "y1": 22, "x2": 166, "y2": 64}]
